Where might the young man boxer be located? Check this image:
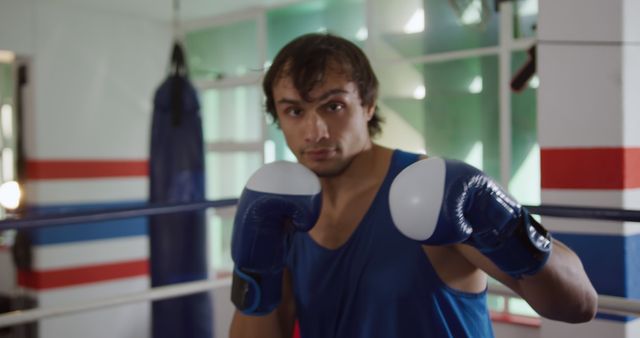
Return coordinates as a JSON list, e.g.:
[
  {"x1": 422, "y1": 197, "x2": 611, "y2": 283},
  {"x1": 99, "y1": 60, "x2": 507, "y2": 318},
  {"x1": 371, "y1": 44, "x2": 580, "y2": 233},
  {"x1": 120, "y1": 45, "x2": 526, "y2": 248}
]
[{"x1": 229, "y1": 33, "x2": 597, "y2": 338}]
